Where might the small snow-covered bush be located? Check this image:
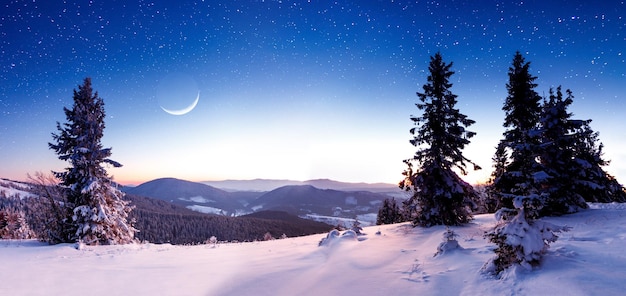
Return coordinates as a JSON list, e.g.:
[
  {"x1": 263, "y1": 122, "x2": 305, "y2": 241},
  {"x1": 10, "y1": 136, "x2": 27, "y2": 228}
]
[
  {"x1": 435, "y1": 227, "x2": 461, "y2": 256},
  {"x1": 263, "y1": 232, "x2": 274, "y2": 241},
  {"x1": 206, "y1": 236, "x2": 218, "y2": 248},
  {"x1": 351, "y1": 219, "x2": 363, "y2": 235},
  {"x1": 483, "y1": 202, "x2": 570, "y2": 275}
]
